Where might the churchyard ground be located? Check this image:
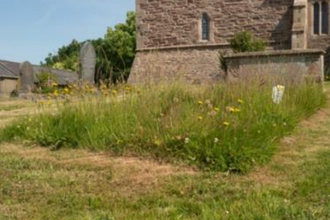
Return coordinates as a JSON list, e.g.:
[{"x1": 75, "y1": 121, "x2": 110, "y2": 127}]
[{"x1": 0, "y1": 83, "x2": 329, "y2": 219}]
